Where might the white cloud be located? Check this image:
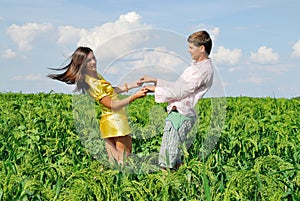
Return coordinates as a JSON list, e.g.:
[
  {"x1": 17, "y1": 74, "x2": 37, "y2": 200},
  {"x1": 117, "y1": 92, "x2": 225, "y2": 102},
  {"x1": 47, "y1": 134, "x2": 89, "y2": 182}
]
[
  {"x1": 212, "y1": 46, "x2": 242, "y2": 65},
  {"x1": 118, "y1": 11, "x2": 142, "y2": 23},
  {"x1": 130, "y1": 48, "x2": 186, "y2": 68},
  {"x1": 209, "y1": 27, "x2": 220, "y2": 42},
  {"x1": 11, "y1": 74, "x2": 43, "y2": 81},
  {"x1": 247, "y1": 76, "x2": 270, "y2": 84},
  {"x1": 255, "y1": 63, "x2": 292, "y2": 75},
  {"x1": 226, "y1": 66, "x2": 244, "y2": 72},
  {"x1": 6, "y1": 22, "x2": 52, "y2": 51},
  {"x1": 57, "y1": 11, "x2": 149, "y2": 49},
  {"x1": 250, "y1": 46, "x2": 279, "y2": 64},
  {"x1": 104, "y1": 48, "x2": 188, "y2": 82},
  {"x1": 291, "y1": 39, "x2": 300, "y2": 58},
  {"x1": 78, "y1": 12, "x2": 150, "y2": 54},
  {"x1": 2, "y1": 49, "x2": 16, "y2": 59},
  {"x1": 57, "y1": 12, "x2": 151, "y2": 62},
  {"x1": 192, "y1": 24, "x2": 220, "y2": 42},
  {"x1": 57, "y1": 26, "x2": 87, "y2": 45}
]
